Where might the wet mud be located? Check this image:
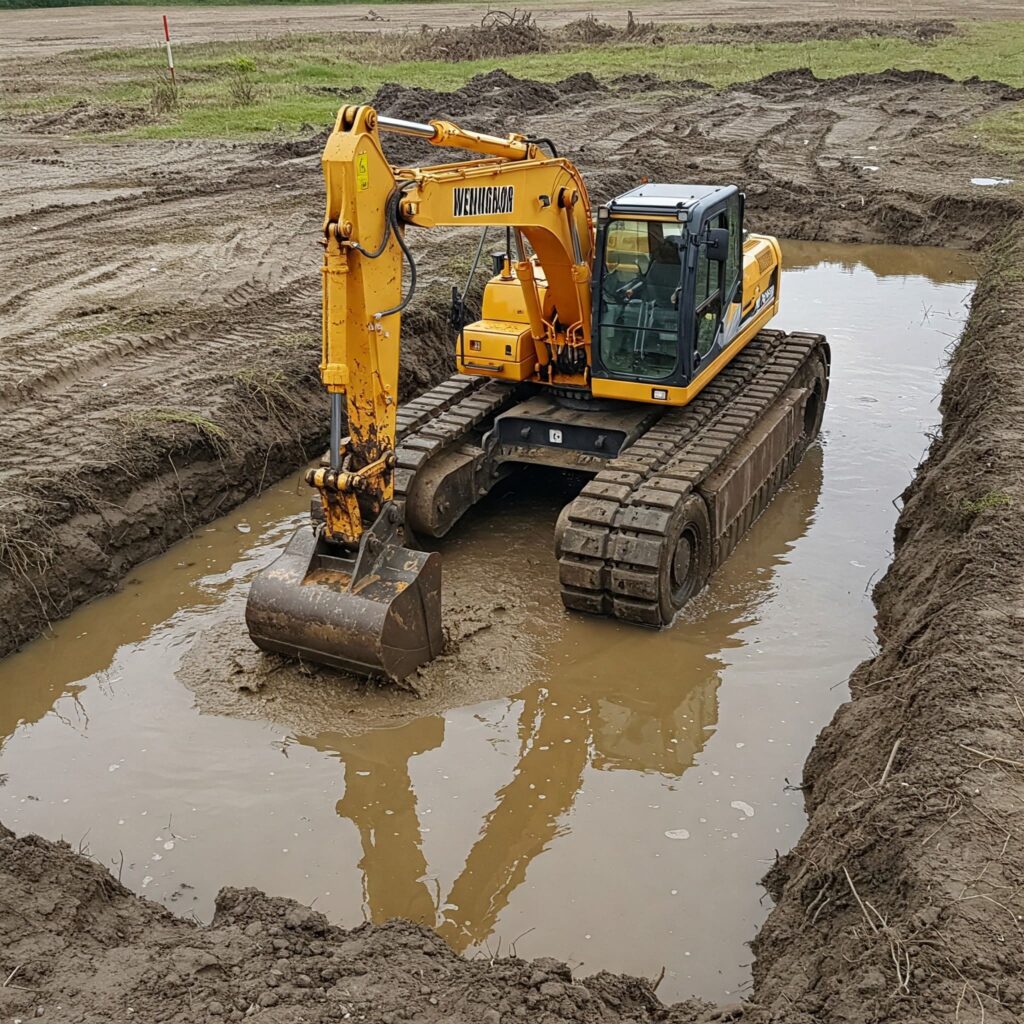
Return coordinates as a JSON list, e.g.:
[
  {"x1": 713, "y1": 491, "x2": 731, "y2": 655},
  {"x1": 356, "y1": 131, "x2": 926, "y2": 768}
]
[{"x1": 1, "y1": 27, "x2": 1024, "y2": 1024}]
